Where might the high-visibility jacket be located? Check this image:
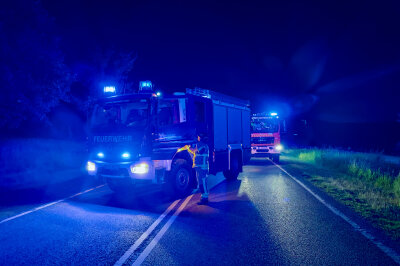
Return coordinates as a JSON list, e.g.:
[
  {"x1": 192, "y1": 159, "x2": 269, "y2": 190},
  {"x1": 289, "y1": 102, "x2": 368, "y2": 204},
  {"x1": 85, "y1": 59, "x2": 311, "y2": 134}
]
[
  {"x1": 193, "y1": 142, "x2": 209, "y2": 170},
  {"x1": 177, "y1": 142, "x2": 209, "y2": 170}
]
